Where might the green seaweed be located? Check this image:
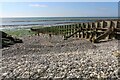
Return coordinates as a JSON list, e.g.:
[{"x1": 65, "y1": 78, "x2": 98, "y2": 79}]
[{"x1": 3, "y1": 29, "x2": 35, "y2": 37}]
